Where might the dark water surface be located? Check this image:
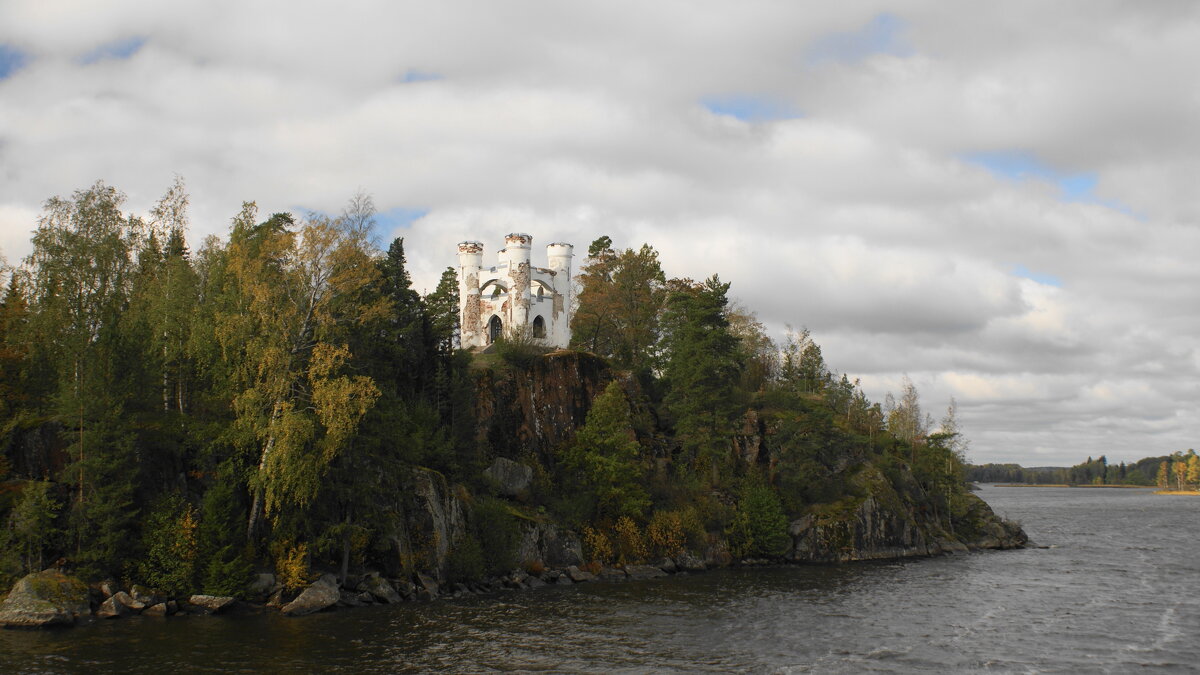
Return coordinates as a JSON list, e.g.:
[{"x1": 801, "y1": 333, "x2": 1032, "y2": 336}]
[{"x1": 3, "y1": 485, "x2": 1199, "y2": 673}]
